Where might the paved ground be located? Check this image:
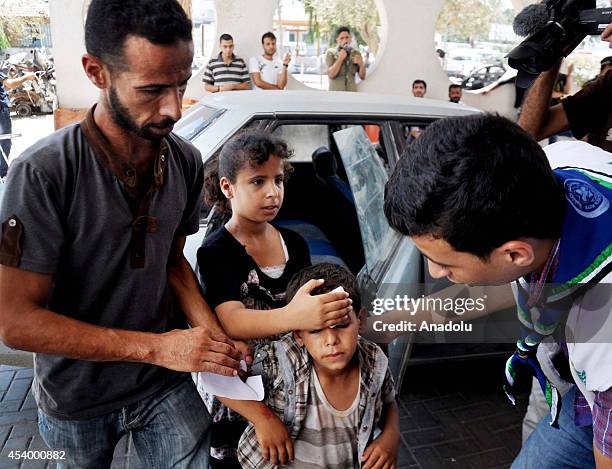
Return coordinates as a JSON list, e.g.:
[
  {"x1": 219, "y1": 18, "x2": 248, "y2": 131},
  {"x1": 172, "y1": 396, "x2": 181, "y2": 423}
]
[{"x1": 0, "y1": 356, "x2": 528, "y2": 469}]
